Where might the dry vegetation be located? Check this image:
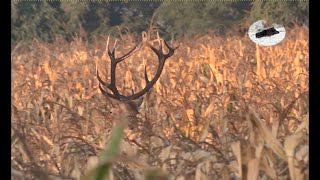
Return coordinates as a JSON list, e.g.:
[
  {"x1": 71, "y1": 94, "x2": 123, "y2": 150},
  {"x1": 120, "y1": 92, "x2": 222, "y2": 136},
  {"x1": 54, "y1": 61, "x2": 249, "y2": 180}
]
[{"x1": 12, "y1": 26, "x2": 309, "y2": 180}]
